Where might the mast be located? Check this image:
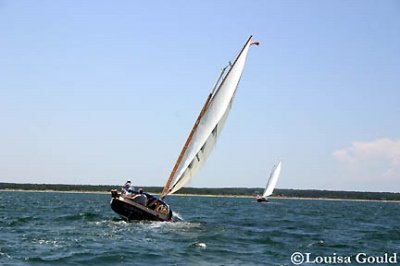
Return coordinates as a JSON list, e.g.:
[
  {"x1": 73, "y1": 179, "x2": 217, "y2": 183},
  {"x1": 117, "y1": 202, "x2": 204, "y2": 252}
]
[
  {"x1": 160, "y1": 93, "x2": 213, "y2": 199},
  {"x1": 161, "y1": 36, "x2": 259, "y2": 200}
]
